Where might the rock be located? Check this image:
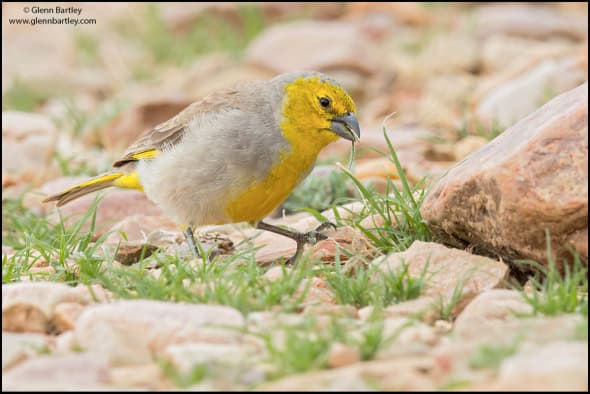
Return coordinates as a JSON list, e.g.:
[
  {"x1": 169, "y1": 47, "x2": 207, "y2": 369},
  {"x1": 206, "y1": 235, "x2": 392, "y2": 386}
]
[
  {"x1": 264, "y1": 266, "x2": 291, "y2": 282},
  {"x1": 99, "y1": 97, "x2": 193, "y2": 154},
  {"x1": 473, "y1": 5, "x2": 588, "y2": 41},
  {"x1": 112, "y1": 241, "x2": 159, "y2": 265},
  {"x1": 245, "y1": 20, "x2": 376, "y2": 97},
  {"x1": 492, "y1": 341, "x2": 588, "y2": 390},
  {"x1": 1, "y1": 354, "x2": 111, "y2": 391},
  {"x1": 354, "y1": 157, "x2": 420, "y2": 185},
  {"x1": 474, "y1": 55, "x2": 587, "y2": 129},
  {"x1": 2, "y1": 332, "x2": 52, "y2": 371},
  {"x1": 368, "y1": 296, "x2": 440, "y2": 324},
  {"x1": 453, "y1": 136, "x2": 488, "y2": 161},
  {"x1": 54, "y1": 331, "x2": 75, "y2": 354},
  {"x1": 310, "y1": 226, "x2": 377, "y2": 263},
  {"x1": 259, "y1": 356, "x2": 435, "y2": 391},
  {"x1": 454, "y1": 289, "x2": 533, "y2": 336},
  {"x1": 296, "y1": 277, "x2": 335, "y2": 309},
  {"x1": 348, "y1": 2, "x2": 433, "y2": 27},
  {"x1": 248, "y1": 230, "x2": 297, "y2": 266},
  {"x1": 479, "y1": 35, "x2": 578, "y2": 74},
  {"x1": 109, "y1": 363, "x2": 169, "y2": 390},
  {"x1": 163, "y1": 342, "x2": 259, "y2": 373},
  {"x1": 2, "y1": 282, "x2": 92, "y2": 333},
  {"x1": 416, "y1": 33, "x2": 480, "y2": 76},
  {"x1": 327, "y1": 343, "x2": 360, "y2": 369},
  {"x1": 53, "y1": 302, "x2": 86, "y2": 333},
  {"x1": 376, "y1": 241, "x2": 508, "y2": 307},
  {"x1": 37, "y1": 176, "x2": 165, "y2": 236},
  {"x1": 73, "y1": 300, "x2": 245, "y2": 365},
  {"x1": 72, "y1": 283, "x2": 114, "y2": 304},
  {"x1": 160, "y1": 2, "x2": 240, "y2": 33},
  {"x1": 422, "y1": 83, "x2": 588, "y2": 269},
  {"x1": 1, "y1": 111, "x2": 58, "y2": 185},
  {"x1": 303, "y1": 304, "x2": 358, "y2": 319},
  {"x1": 104, "y1": 214, "x2": 179, "y2": 244},
  {"x1": 433, "y1": 315, "x2": 585, "y2": 385}
]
